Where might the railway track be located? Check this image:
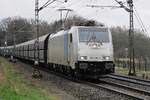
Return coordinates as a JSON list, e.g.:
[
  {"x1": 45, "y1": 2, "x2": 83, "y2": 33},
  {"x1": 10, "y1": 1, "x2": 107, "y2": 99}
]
[
  {"x1": 94, "y1": 73, "x2": 150, "y2": 100},
  {"x1": 39, "y1": 67, "x2": 150, "y2": 100},
  {"x1": 84, "y1": 81, "x2": 147, "y2": 100},
  {"x1": 107, "y1": 74, "x2": 150, "y2": 87},
  {"x1": 16, "y1": 61, "x2": 150, "y2": 100},
  {"x1": 98, "y1": 79, "x2": 150, "y2": 100}
]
